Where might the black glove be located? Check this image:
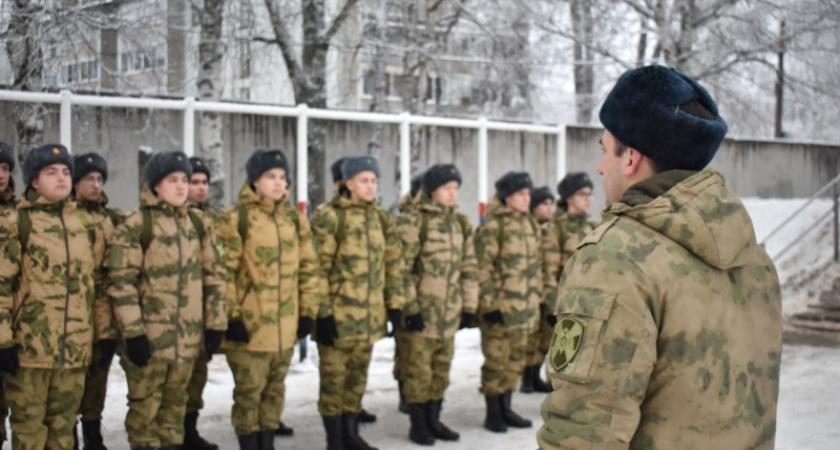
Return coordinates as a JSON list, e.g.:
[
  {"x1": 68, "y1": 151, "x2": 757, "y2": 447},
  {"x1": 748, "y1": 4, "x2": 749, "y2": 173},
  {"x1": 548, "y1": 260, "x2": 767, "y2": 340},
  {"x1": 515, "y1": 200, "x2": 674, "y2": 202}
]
[
  {"x1": 483, "y1": 310, "x2": 505, "y2": 325},
  {"x1": 388, "y1": 309, "x2": 402, "y2": 337},
  {"x1": 405, "y1": 313, "x2": 425, "y2": 332},
  {"x1": 539, "y1": 303, "x2": 547, "y2": 320},
  {"x1": 125, "y1": 335, "x2": 151, "y2": 368},
  {"x1": 297, "y1": 317, "x2": 314, "y2": 339},
  {"x1": 98, "y1": 339, "x2": 118, "y2": 369},
  {"x1": 316, "y1": 316, "x2": 339, "y2": 346},
  {"x1": 225, "y1": 319, "x2": 250, "y2": 343},
  {"x1": 546, "y1": 314, "x2": 558, "y2": 327},
  {"x1": 204, "y1": 330, "x2": 224, "y2": 360},
  {"x1": 459, "y1": 312, "x2": 477, "y2": 329},
  {"x1": 0, "y1": 346, "x2": 19, "y2": 375}
]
